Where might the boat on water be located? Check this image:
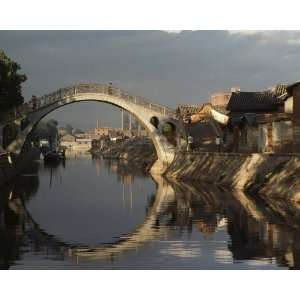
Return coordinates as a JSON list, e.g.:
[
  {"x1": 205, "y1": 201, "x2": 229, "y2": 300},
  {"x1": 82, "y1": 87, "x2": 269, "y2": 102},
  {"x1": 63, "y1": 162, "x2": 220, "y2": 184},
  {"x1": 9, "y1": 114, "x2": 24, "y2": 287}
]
[{"x1": 43, "y1": 150, "x2": 65, "y2": 163}]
